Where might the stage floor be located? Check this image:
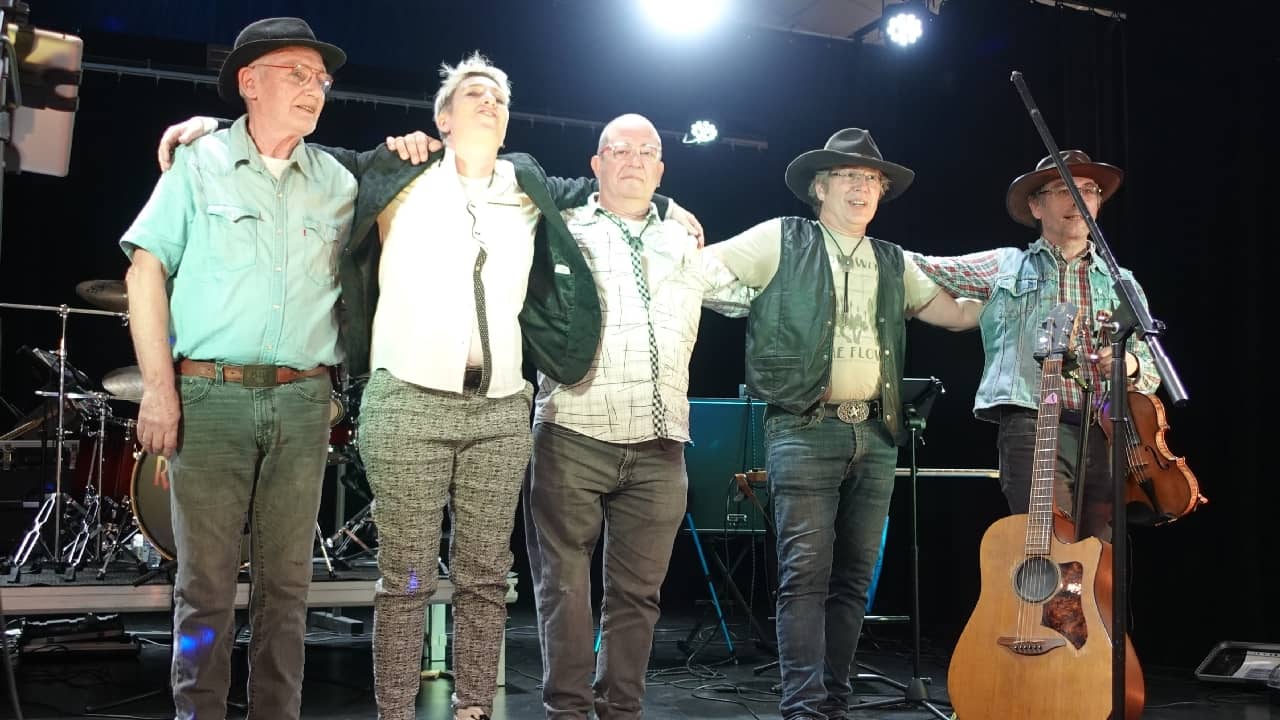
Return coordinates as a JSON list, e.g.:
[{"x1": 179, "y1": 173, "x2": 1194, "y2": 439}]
[{"x1": 0, "y1": 602, "x2": 1270, "y2": 719}]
